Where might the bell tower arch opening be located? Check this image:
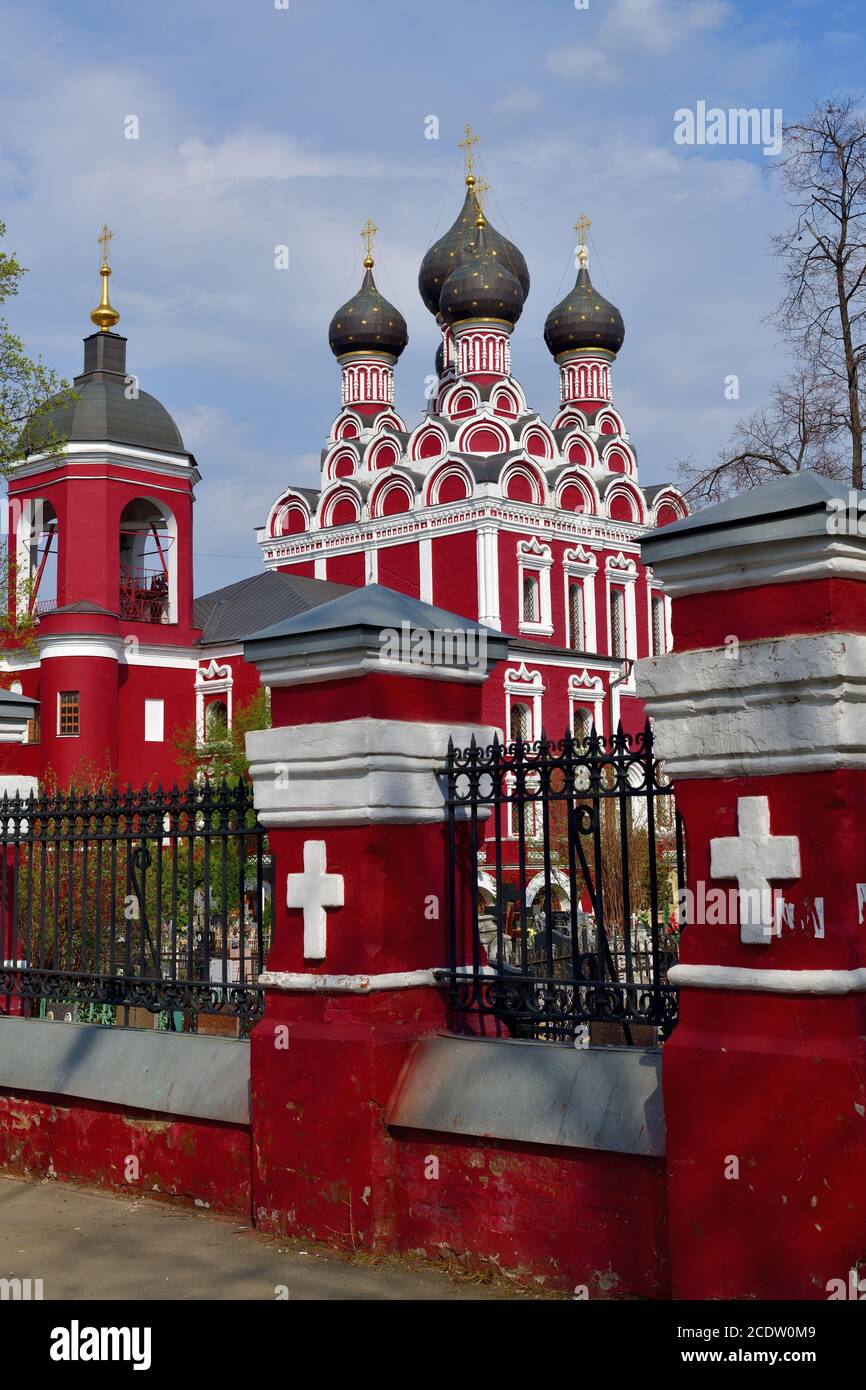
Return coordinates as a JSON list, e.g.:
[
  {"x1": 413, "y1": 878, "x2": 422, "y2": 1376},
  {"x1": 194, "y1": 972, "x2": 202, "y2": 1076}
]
[{"x1": 118, "y1": 497, "x2": 177, "y2": 624}]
